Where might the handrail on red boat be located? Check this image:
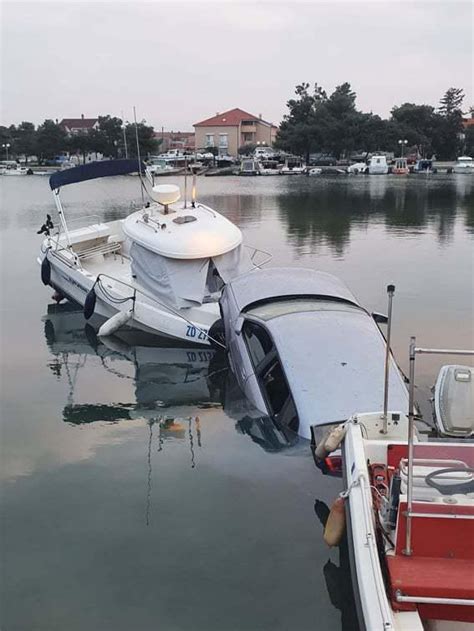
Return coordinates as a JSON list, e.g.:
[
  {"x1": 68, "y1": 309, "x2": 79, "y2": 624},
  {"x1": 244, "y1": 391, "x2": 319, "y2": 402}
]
[{"x1": 404, "y1": 338, "x2": 474, "y2": 556}]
